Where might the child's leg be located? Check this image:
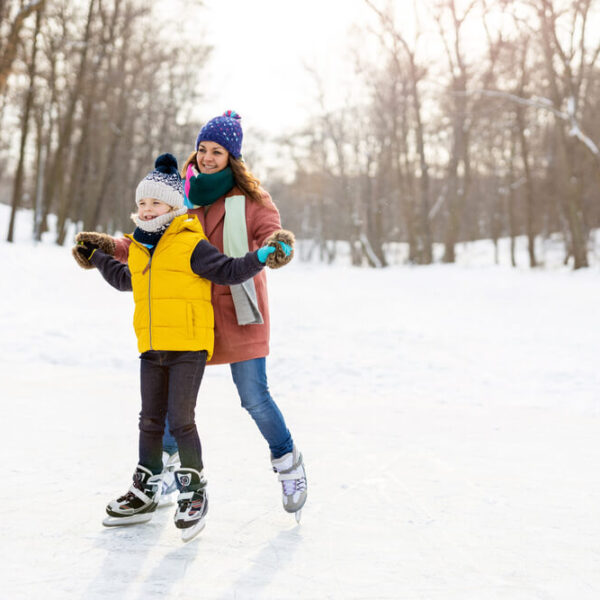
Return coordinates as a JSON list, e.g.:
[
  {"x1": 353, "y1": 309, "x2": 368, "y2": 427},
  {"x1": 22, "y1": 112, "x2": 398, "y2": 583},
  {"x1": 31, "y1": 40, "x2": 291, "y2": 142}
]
[
  {"x1": 164, "y1": 350, "x2": 208, "y2": 470},
  {"x1": 139, "y1": 350, "x2": 170, "y2": 475}
]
